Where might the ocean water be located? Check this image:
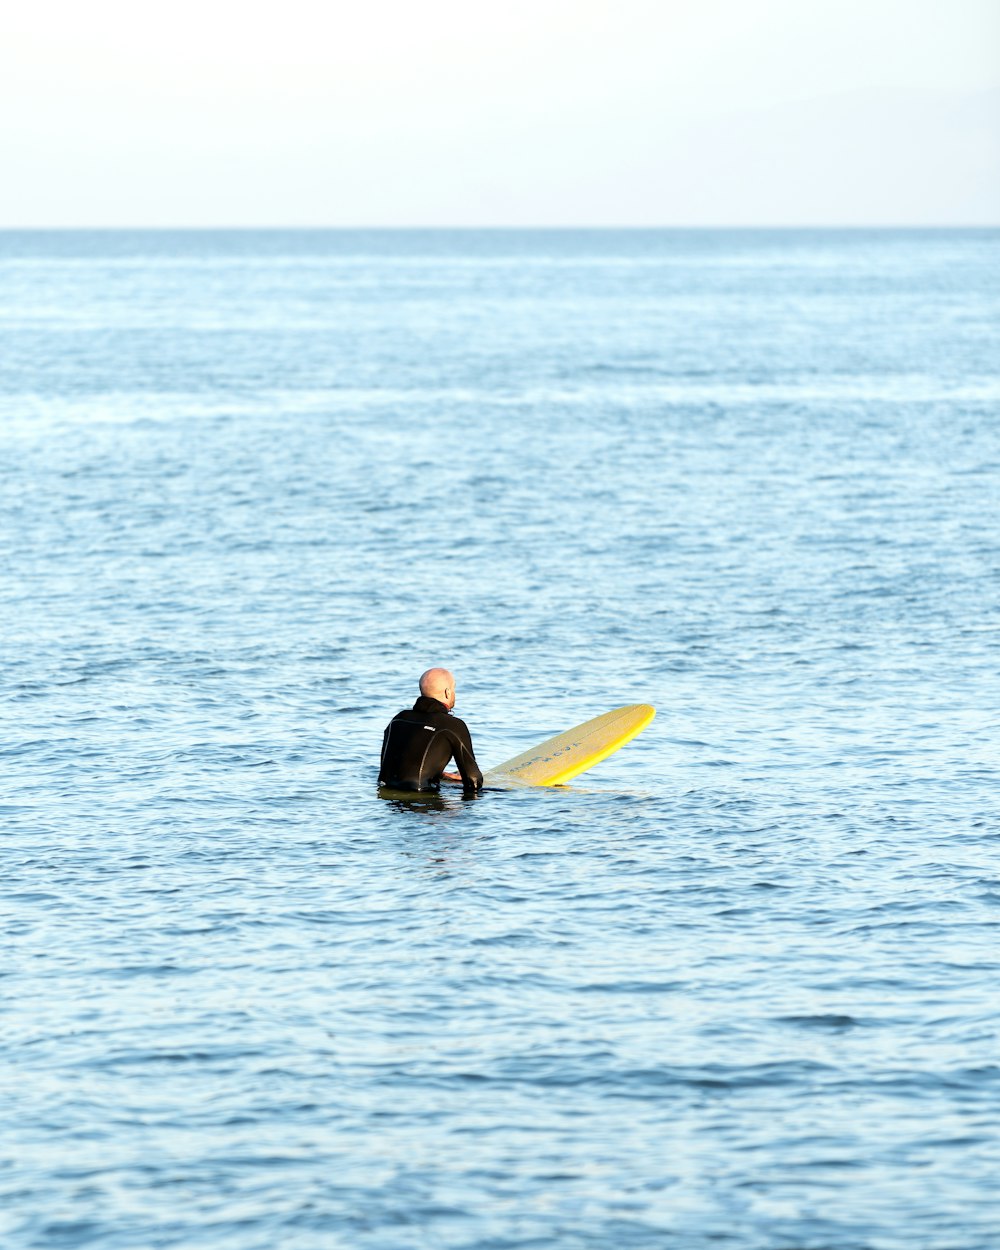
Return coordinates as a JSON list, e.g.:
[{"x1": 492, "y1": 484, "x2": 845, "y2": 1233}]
[{"x1": 2, "y1": 228, "x2": 998, "y2": 1249}]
